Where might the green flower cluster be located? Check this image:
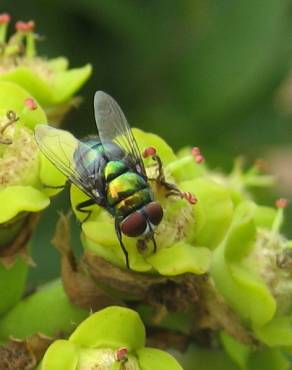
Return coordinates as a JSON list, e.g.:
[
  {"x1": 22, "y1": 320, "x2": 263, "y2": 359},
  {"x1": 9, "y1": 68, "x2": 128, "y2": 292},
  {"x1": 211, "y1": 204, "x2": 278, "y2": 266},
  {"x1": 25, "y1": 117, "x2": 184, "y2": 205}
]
[
  {"x1": 0, "y1": 12, "x2": 91, "y2": 316},
  {"x1": 0, "y1": 13, "x2": 91, "y2": 122},
  {"x1": 39, "y1": 306, "x2": 182, "y2": 370},
  {"x1": 69, "y1": 128, "x2": 292, "y2": 369}
]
